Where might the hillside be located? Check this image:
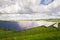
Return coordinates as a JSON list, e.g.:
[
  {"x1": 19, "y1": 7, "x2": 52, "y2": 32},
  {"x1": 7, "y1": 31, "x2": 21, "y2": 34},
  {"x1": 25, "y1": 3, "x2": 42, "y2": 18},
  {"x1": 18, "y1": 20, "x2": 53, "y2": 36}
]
[{"x1": 0, "y1": 23, "x2": 60, "y2": 40}]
